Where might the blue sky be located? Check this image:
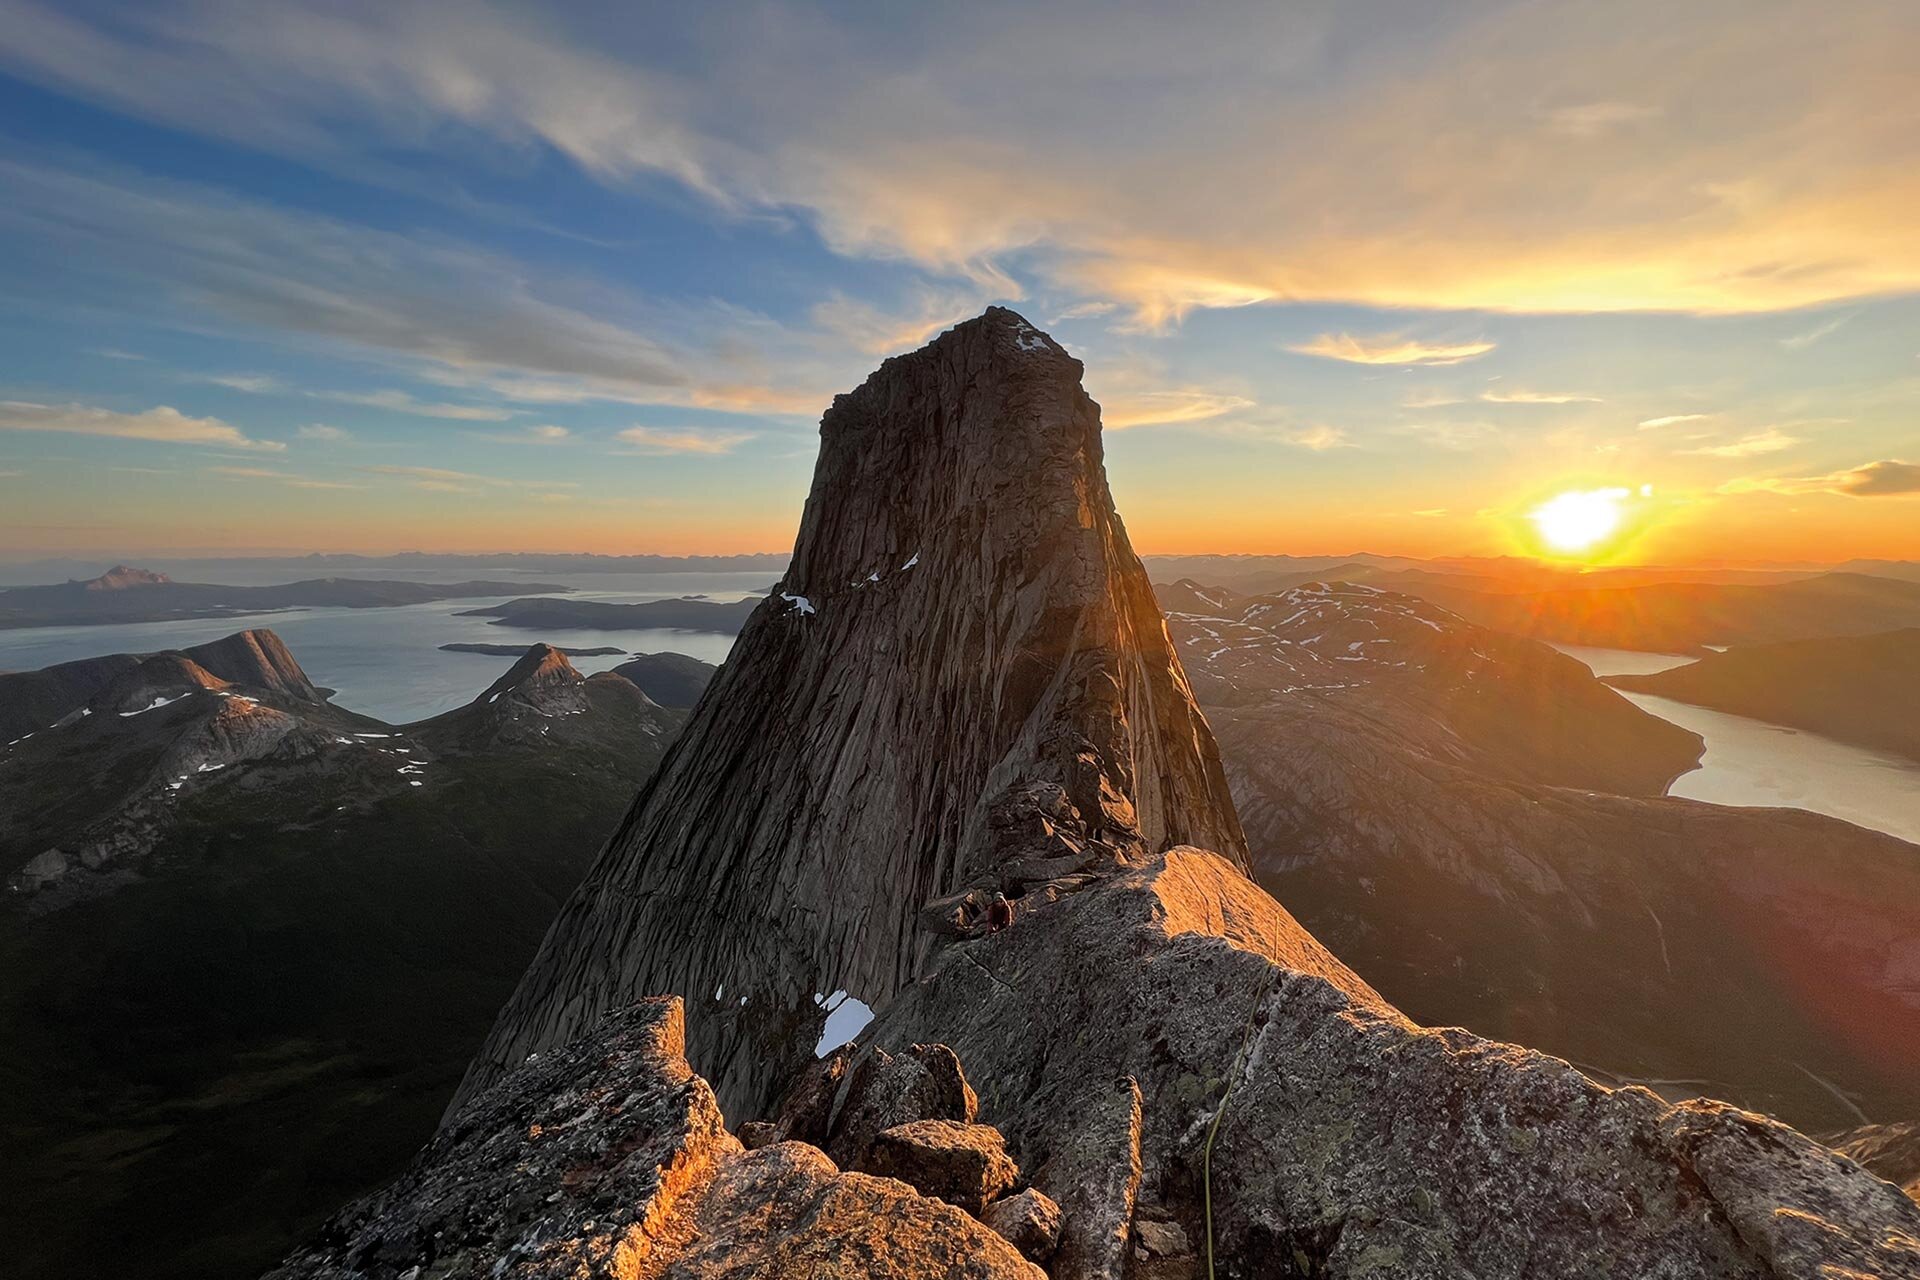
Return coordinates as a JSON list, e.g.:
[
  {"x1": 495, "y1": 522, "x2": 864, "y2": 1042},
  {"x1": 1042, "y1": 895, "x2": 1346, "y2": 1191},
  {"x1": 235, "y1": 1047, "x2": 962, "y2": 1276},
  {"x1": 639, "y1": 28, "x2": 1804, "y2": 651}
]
[{"x1": 0, "y1": 0, "x2": 1915, "y2": 562}]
